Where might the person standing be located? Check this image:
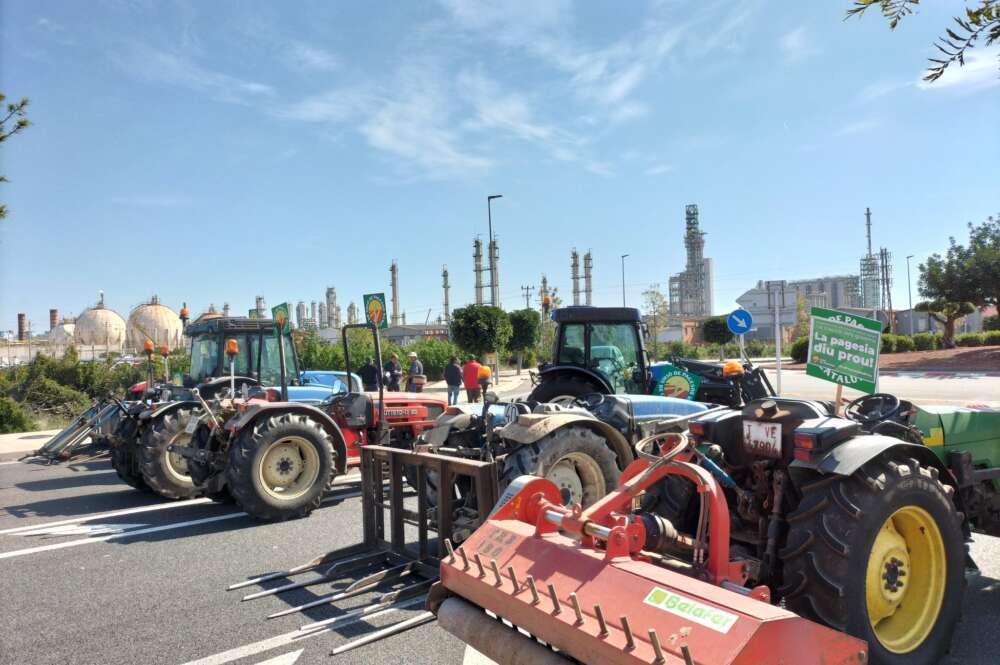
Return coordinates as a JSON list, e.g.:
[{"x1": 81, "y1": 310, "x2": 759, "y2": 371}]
[
  {"x1": 444, "y1": 356, "x2": 462, "y2": 406},
  {"x1": 358, "y1": 358, "x2": 379, "y2": 392},
  {"x1": 405, "y1": 351, "x2": 424, "y2": 392},
  {"x1": 384, "y1": 353, "x2": 402, "y2": 391},
  {"x1": 462, "y1": 355, "x2": 482, "y2": 402}
]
